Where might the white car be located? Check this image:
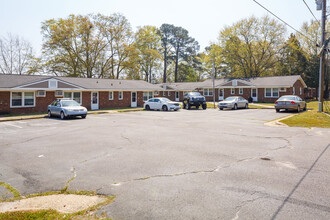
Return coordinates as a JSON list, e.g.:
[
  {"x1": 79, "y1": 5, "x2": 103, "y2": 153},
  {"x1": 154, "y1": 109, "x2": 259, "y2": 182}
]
[
  {"x1": 218, "y1": 96, "x2": 249, "y2": 110},
  {"x1": 144, "y1": 97, "x2": 181, "y2": 111}
]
